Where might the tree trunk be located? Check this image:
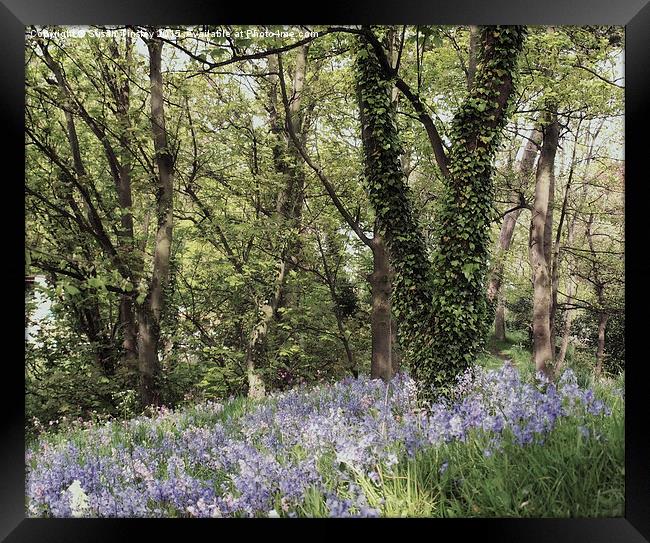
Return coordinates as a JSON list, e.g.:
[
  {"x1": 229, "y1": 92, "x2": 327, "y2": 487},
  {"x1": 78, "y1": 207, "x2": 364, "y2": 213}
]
[
  {"x1": 136, "y1": 304, "x2": 159, "y2": 406},
  {"x1": 356, "y1": 27, "x2": 526, "y2": 395},
  {"x1": 244, "y1": 45, "x2": 309, "y2": 397},
  {"x1": 555, "y1": 292, "x2": 575, "y2": 376},
  {"x1": 494, "y1": 294, "x2": 506, "y2": 342},
  {"x1": 543, "y1": 136, "x2": 556, "y2": 353},
  {"x1": 119, "y1": 297, "x2": 138, "y2": 370},
  {"x1": 314, "y1": 232, "x2": 359, "y2": 378},
  {"x1": 529, "y1": 113, "x2": 560, "y2": 376},
  {"x1": 487, "y1": 126, "x2": 541, "y2": 346},
  {"x1": 369, "y1": 234, "x2": 392, "y2": 382},
  {"x1": 595, "y1": 312, "x2": 609, "y2": 377},
  {"x1": 137, "y1": 35, "x2": 174, "y2": 407},
  {"x1": 467, "y1": 25, "x2": 480, "y2": 90},
  {"x1": 429, "y1": 26, "x2": 527, "y2": 386},
  {"x1": 244, "y1": 301, "x2": 275, "y2": 400},
  {"x1": 336, "y1": 317, "x2": 357, "y2": 378},
  {"x1": 554, "y1": 213, "x2": 579, "y2": 377},
  {"x1": 356, "y1": 35, "x2": 433, "y2": 387},
  {"x1": 109, "y1": 36, "x2": 139, "y2": 370},
  {"x1": 586, "y1": 212, "x2": 609, "y2": 378},
  {"x1": 555, "y1": 121, "x2": 599, "y2": 376},
  {"x1": 487, "y1": 127, "x2": 542, "y2": 305}
]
